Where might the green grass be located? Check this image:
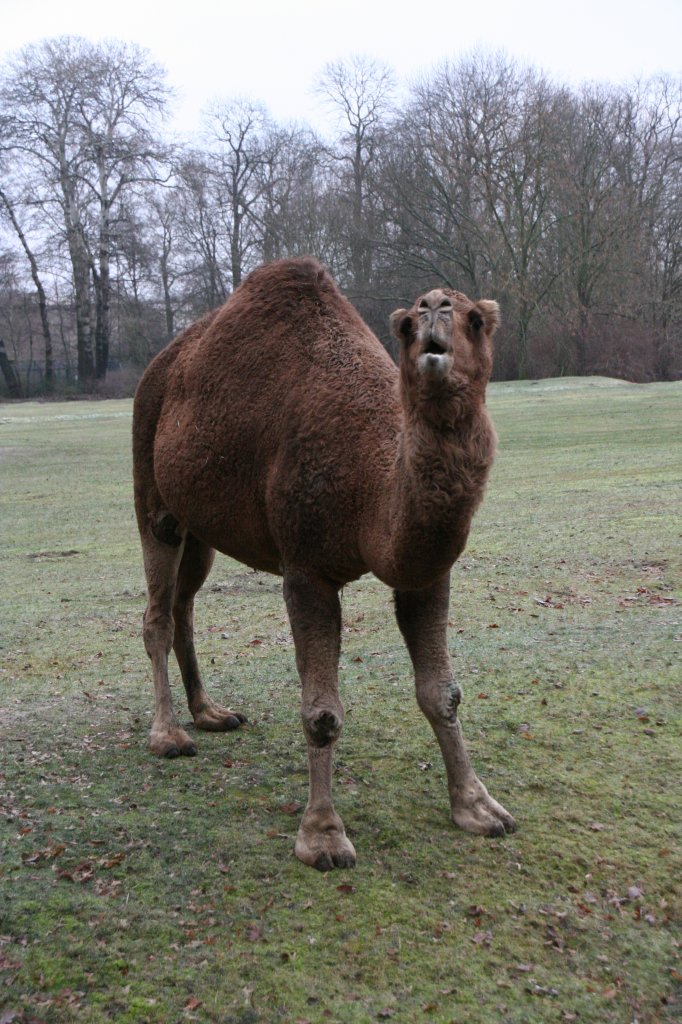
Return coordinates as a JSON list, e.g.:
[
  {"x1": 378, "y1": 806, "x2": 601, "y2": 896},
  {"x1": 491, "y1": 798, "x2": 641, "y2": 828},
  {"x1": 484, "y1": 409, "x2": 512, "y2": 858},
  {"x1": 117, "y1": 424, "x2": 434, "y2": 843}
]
[{"x1": 1, "y1": 379, "x2": 680, "y2": 1024}]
